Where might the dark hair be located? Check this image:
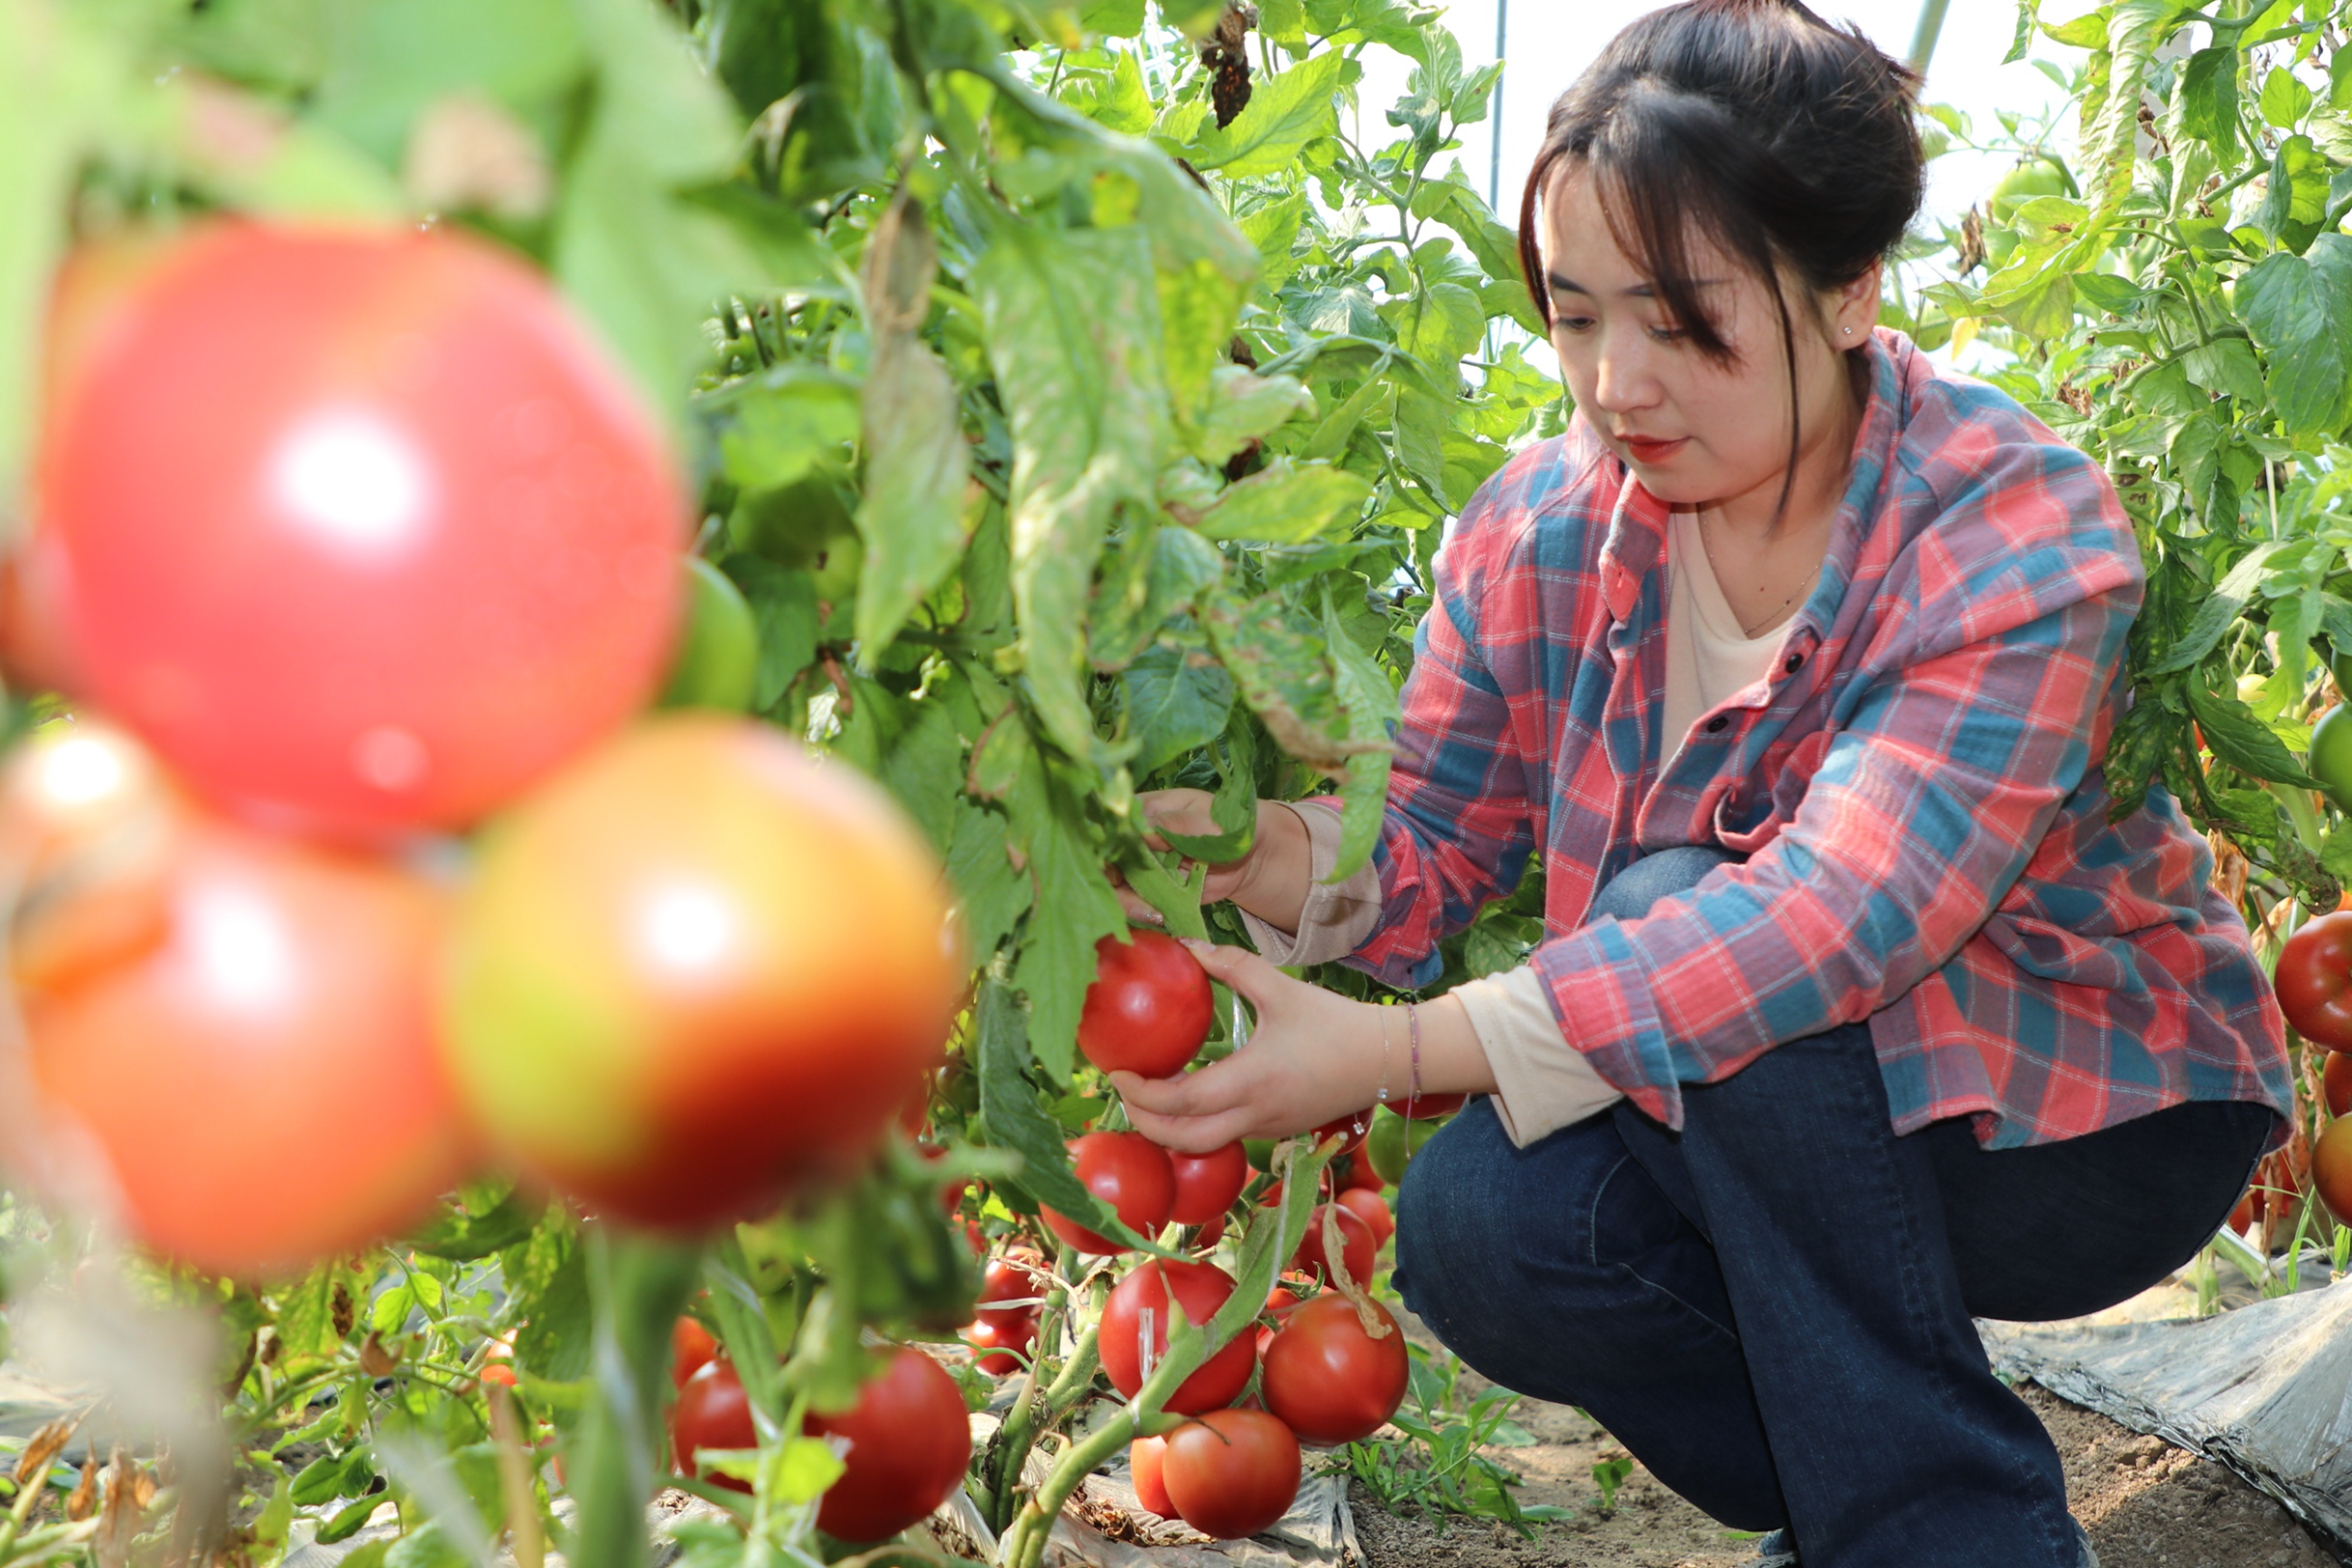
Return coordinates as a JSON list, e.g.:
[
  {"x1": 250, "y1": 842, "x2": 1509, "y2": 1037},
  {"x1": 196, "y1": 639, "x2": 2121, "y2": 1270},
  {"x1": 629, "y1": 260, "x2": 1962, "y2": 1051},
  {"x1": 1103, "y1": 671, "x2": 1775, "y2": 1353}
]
[{"x1": 1517, "y1": 1, "x2": 1923, "y2": 488}]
